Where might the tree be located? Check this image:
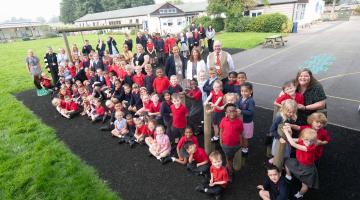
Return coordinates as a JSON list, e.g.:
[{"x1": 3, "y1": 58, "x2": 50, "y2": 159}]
[
  {"x1": 60, "y1": 0, "x2": 77, "y2": 23},
  {"x1": 208, "y1": 0, "x2": 257, "y2": 17}
]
